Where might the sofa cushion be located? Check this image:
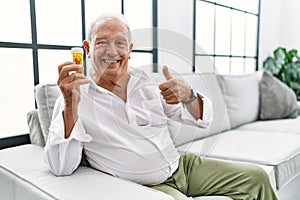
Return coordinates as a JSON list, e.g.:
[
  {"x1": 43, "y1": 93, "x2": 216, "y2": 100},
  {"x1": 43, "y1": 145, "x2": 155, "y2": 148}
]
[
  {"x1": 177, "y1": 130, "x2": 300, "y2": 189},
  {"x1": 259, "y1": 71, "x2": 298, "y2": 120},
  {"x1": 217, "y1": 73, "x2": 260, "y2": 129},
  {"x1": 0, "y1": 145, "x2": 174, "y2": 200},
  {"x1": 237, "y1": 116, "x2": 300, "y2": 134},
  {"x1": 167, "y1": 73, "x2": 230, "y2": 146},
  {"x1": 35, "y1": 84, "x2": 61, "y2": 143},
  {"x1": 27, "y1": 109, "x2": 45, "y2": 146}
]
